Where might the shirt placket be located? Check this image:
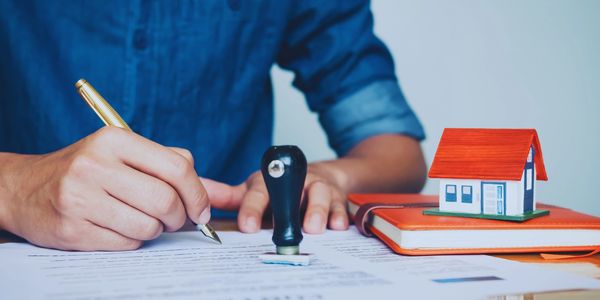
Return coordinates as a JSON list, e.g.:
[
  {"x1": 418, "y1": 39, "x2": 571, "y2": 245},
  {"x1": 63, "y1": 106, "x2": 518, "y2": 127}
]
[{"x1": 124, "y1": 0, "x2": 158, "y2": 135}]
